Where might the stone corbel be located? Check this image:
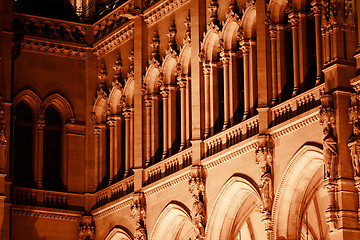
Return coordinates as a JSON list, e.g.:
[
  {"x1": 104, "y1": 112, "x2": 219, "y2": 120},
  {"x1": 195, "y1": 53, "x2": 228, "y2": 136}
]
[
  {"x1": 189, "y1": 165, "x2": 206, "y2": 240},
  {"x1": 131, "y1": 191, "x2": 147, "y2": 240},
  {"x1": 255, "y1": 135, "x2": 273, "y2": 240},
  {"x1": 78, "y1": 215, "x2": 95, "y2": 240}
]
